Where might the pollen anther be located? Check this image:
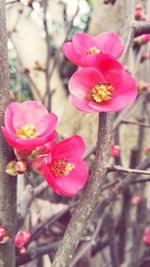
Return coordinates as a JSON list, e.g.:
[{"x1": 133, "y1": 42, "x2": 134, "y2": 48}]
[
  {"x1": 87, "y1": 46, "x2": 101, "y2": 55},
  {"x1": 50, "y1": 159, "x2": 75, "y2": 177},
  {"x1": 91, "y1": 82, "x2": 114, "y2": 103},
  {"x1": 16, "y1": 124, "x2": 39, "y2": 139}
]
